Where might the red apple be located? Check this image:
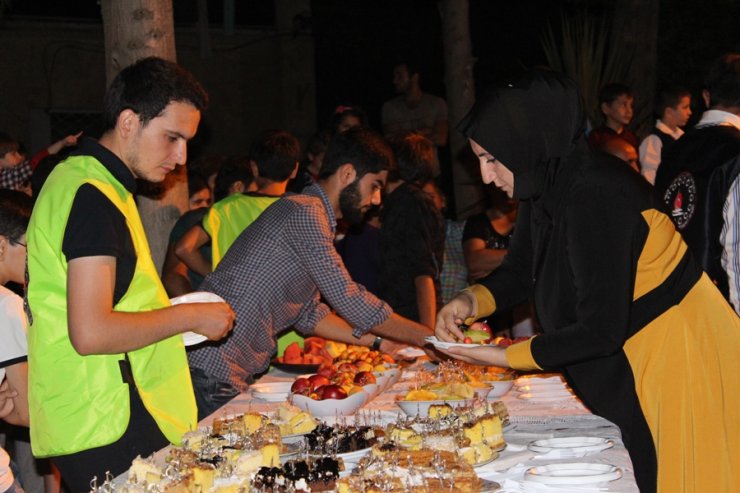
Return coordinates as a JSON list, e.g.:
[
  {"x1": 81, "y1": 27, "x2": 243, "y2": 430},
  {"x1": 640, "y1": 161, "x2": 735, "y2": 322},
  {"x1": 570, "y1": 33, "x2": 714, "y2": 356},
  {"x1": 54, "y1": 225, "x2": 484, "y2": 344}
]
[
  {"x1": 307, "y1": 374, "x2": 331, "y2": 390},
  {"x1": 496, "y1": 337, "x2": 513, "y2": 348},
  {"x1": 477, "y1": 321, "x2": 492, "y2": 335},
  {"x1": 354, "y1": 371, "x2": 377, "y2": 385},
  {"x1": 317, "y1": 365, "x2": 336, "y2": 379},
  {"x1": 291, "y1": 378, "x2": 312, "y2": 395},
  {"x1": 318, "y1": 384, "x2": 348, "y2": 400},
  {"x1": 337, "y1": 362, "x2": 359, "y2": 373}
]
